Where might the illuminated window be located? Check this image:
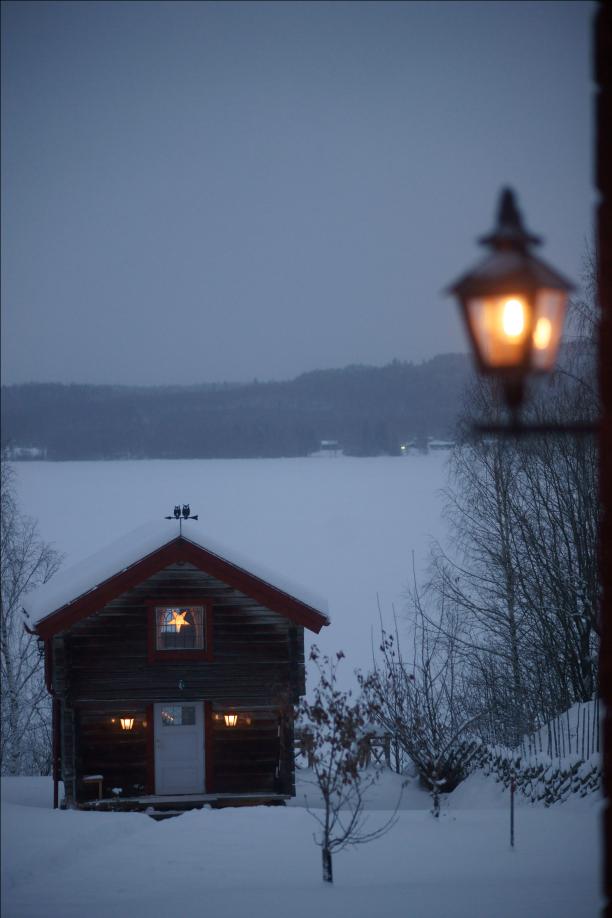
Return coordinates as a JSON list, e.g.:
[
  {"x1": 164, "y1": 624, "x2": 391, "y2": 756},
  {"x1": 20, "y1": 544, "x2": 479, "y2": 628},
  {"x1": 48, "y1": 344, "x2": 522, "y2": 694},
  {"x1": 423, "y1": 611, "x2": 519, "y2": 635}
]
[
  {"x1": 155, "y1": 606, "x2": 204, "y2": 651},
  {"x1": 147, "y1": 602, "x2": 211, "y2": 663}
]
